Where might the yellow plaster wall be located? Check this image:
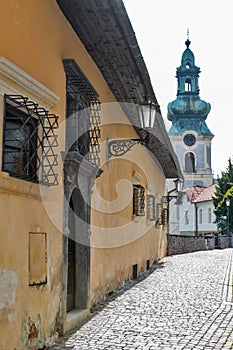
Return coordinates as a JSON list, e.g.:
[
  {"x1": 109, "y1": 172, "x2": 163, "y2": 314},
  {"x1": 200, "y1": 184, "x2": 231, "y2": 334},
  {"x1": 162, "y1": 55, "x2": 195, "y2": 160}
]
[
  {"x1": 0, "y1": 0, "x2": 118, "y2": 348},
  {"x1": 0, "y1": 175, "x2": 64, "y2": 349},
  {"x1": 90, "y1": 128, "x2": 167, "y2": 305},
  {"x1": 0, "y1": 0, "x2": 168, "y2": 347}
]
